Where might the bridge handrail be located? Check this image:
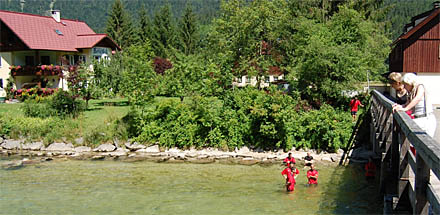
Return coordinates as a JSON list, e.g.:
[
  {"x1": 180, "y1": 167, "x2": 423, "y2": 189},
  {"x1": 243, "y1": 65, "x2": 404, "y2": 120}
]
[
  {"x1": 371, "y1": 90, "x2": 440, "y2": 178},
  {"x1": 371, "y1": 89, "x2": 440, "y2": 214}
]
